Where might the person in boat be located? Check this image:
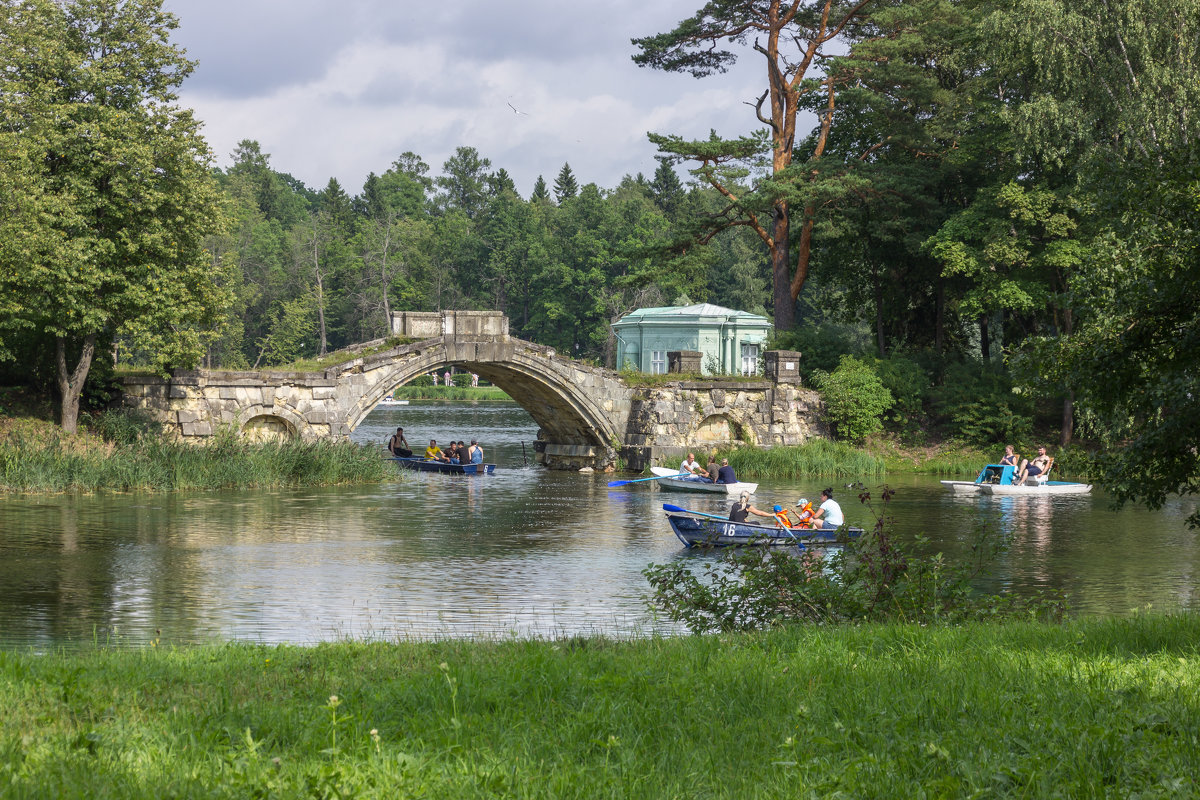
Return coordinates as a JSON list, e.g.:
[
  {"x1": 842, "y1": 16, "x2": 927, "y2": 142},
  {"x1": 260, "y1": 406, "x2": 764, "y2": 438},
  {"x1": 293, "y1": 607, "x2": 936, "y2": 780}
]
[
  {"x1": 716, "y1": 458, "x2": 737, "y2": 485},
  {"x1": 388, "y1": 427, "x2": 412, "y2": 458},
  {"x1": 810, "y1": 488, "x2": 844, "y2": 530},
  {"x1": 999, "y1": 445, "x2": 1019, "y2": 467},
  {"x1": 679, "y1": 452, "x2": 711, "y2": 482},
  {"x1": 728, "y1": 492, "x2": 774, "y2": 523},
  {"x1": 794, "y1": 497, "x2": 816, "y2": 528},
  {"x1": 446, "y1": 442, "x2": 461, "y2": 464},
  {"x1": 468, "y1": 439, "x2": 484, "y2": 465},
  {"x1": 705, "y1": 456, "x2": 720, "y2": 484},
  {"x1": 1014, "y1": 446, "x2": 1051, "y2": 485},
  {"x1": 425, "y1": 439, "x2": 448, "y2": 462},
  {"x1": 456, "y1": 440, "x2": 468, "y2": 464}
]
